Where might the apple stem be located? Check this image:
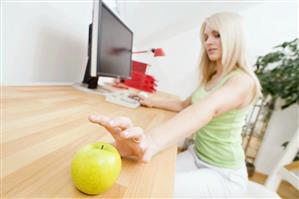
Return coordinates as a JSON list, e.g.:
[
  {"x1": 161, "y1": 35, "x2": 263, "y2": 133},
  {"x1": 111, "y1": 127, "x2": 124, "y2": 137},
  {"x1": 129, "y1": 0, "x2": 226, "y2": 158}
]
[{"x1": 101, "y1": 145, "x2": 104, "y2": 150}]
